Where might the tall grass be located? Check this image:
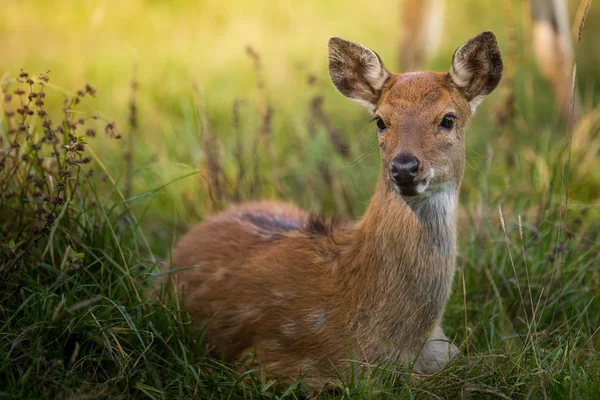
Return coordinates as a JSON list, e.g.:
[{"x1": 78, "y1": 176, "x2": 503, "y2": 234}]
[{"x1": 1, "y1": 0, "x2": 600, "y2": 398}]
